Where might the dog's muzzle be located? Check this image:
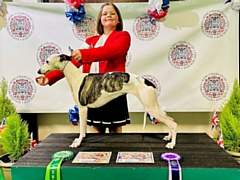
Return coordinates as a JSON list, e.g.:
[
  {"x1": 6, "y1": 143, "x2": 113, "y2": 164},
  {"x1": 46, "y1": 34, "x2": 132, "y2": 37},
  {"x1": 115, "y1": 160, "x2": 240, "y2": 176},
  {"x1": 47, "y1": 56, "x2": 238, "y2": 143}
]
[{"x1": 37, "y1": 69, "x2": 42, "y2": 74}]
